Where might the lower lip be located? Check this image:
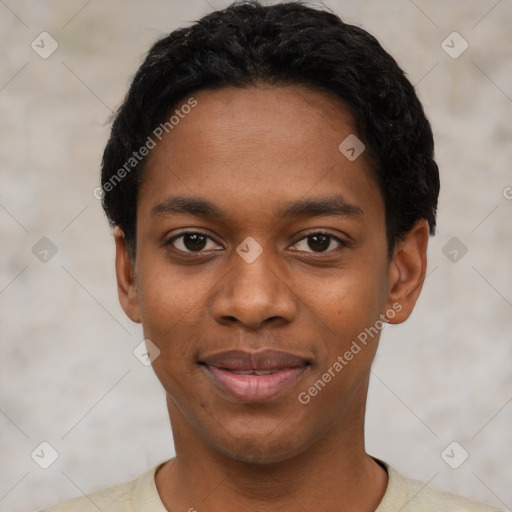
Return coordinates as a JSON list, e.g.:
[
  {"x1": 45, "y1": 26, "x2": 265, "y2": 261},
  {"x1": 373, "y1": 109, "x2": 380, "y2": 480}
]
[{"x1": 204, "y1": 365, "x2": 307, "y2": 402}]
